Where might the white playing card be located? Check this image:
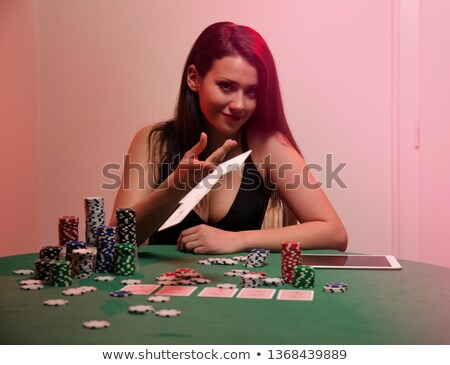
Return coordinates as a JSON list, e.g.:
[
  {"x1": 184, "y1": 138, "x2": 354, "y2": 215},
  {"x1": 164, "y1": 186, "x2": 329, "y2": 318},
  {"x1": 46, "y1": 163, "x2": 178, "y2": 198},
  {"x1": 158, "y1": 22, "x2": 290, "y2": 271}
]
[
  {"x1": 121, "y1": 284, "x2": 159, "y2": 295},
  {"x1": 197, "y1": 287, "x2": 238, "y2": 298},
  {"x1": 277, "y1": 290, "x2": 314, "y2": 301},
  {"x1": 158, "y1": 150, "x2": 251, "y2": 231}
]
